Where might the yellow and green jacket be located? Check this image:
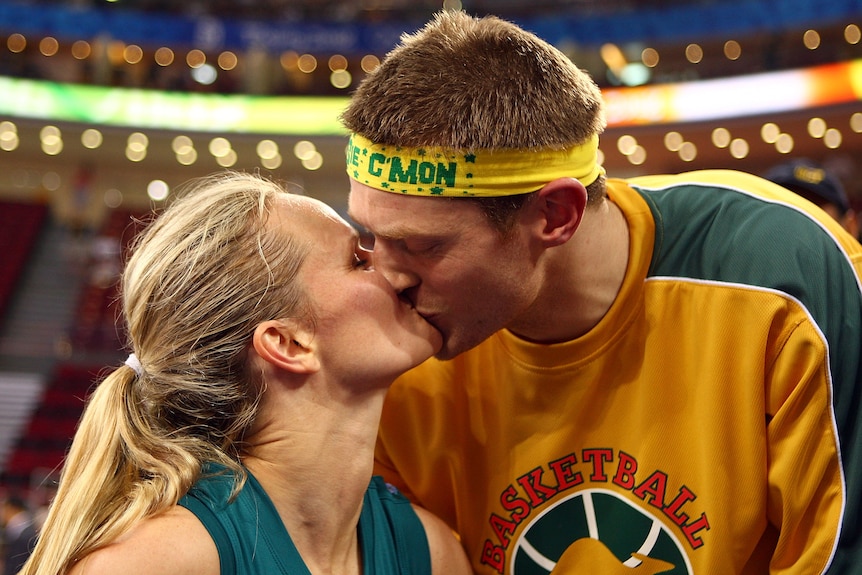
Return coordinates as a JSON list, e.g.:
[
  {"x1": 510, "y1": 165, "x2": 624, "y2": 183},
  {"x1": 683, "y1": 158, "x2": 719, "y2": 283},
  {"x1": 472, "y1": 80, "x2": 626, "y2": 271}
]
[{"x1": 374, "y1": 170, "x2": 862, "y2": 575}]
